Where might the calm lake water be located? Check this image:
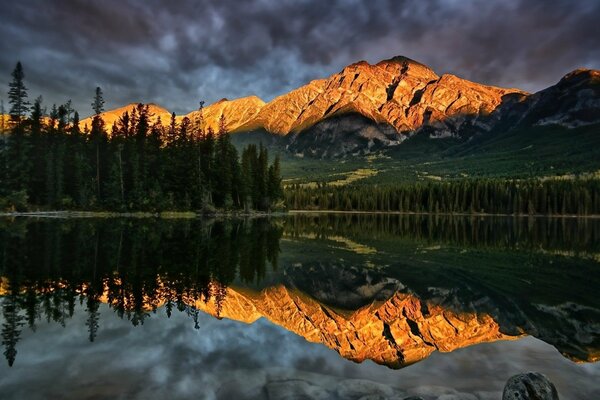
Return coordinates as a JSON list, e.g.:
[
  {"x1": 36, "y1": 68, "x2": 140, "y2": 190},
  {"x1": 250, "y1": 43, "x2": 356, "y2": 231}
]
[{"x1": 0, "y1": 214, "x2": 599, "y2": 399}]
